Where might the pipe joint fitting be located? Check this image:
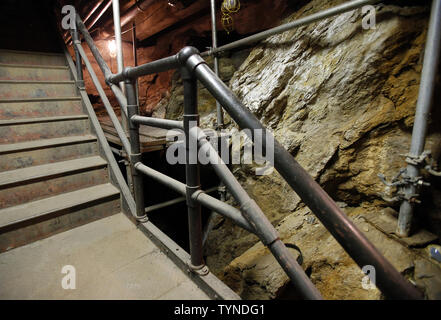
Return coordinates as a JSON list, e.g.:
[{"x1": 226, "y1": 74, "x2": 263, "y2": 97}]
[
  {"x1": 191, "y1": 189, "x2": 205, "y2": 202},
  {"x1": 186, "y1": 185, "x2": 201, "y2": 206},
  {"x1": 178, "y1": 46, "x2": 200, "y2": 65},
  {"x1": 123, "y1": 67, "x2": 135, "y2": 81}
]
